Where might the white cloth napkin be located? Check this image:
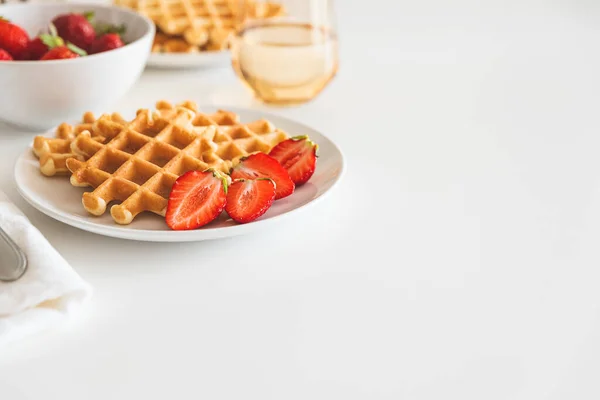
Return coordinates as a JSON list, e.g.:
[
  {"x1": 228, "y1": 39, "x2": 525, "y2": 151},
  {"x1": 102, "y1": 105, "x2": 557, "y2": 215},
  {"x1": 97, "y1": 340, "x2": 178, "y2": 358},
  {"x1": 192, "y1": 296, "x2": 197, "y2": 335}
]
[{"x1": 0, "y1": 191, "x2": 92, "y2": 347}]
